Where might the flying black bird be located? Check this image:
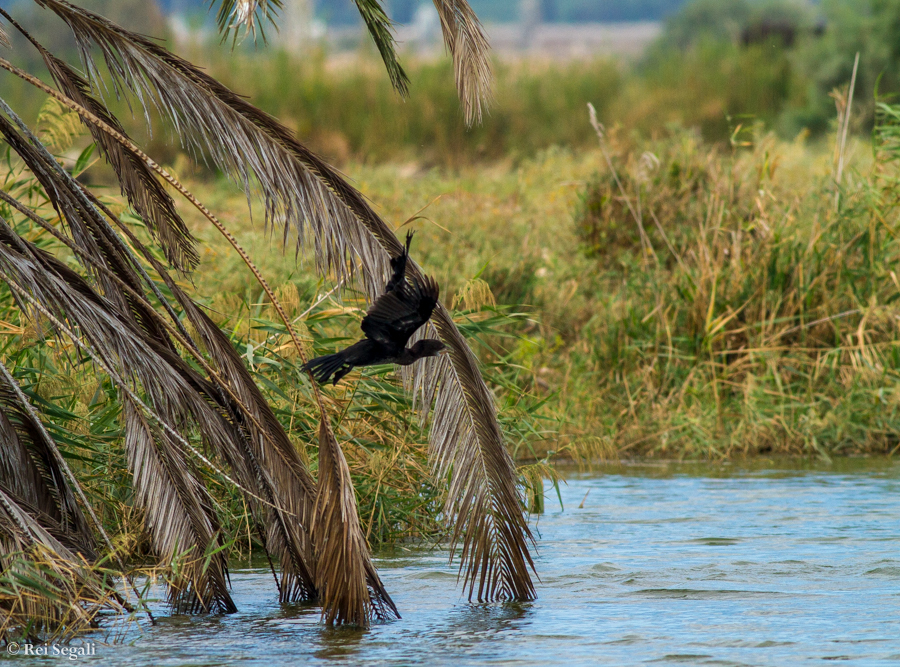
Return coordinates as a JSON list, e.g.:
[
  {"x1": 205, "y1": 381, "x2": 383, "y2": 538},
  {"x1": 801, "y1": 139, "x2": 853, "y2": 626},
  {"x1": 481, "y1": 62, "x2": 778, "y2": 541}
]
[{"x1": 303, "y1": 232, "x2": 445, "y2": 385}]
